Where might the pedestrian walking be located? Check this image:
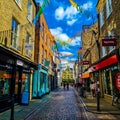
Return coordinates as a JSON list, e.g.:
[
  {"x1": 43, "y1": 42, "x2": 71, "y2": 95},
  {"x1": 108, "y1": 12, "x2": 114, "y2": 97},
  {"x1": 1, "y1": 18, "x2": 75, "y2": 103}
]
[
  {"x1": 67, "y1": 82, "x2": 69, "y2": 90},
  {"x1": 90, "y1": 81, "x2": 95, "y2": 98},
  {"x1": 63, "y1": 82, "x2": 66, "y2": 90}
]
